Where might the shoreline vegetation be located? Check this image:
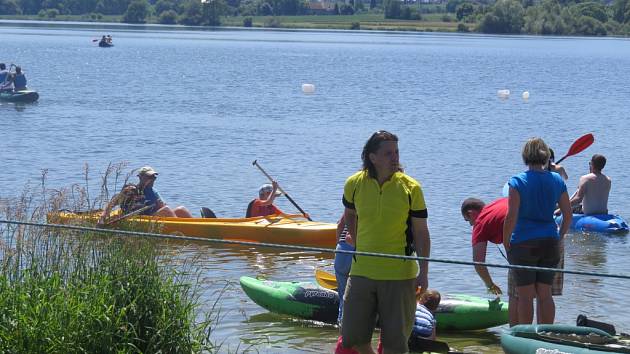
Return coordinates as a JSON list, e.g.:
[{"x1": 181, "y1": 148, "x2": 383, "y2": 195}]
[
  {"x1": 0, "y1": 164, "x2": 228, "y2": 353},
  {"x1": 1, "y1": 0, "x2": 630, "y2": 37}
]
